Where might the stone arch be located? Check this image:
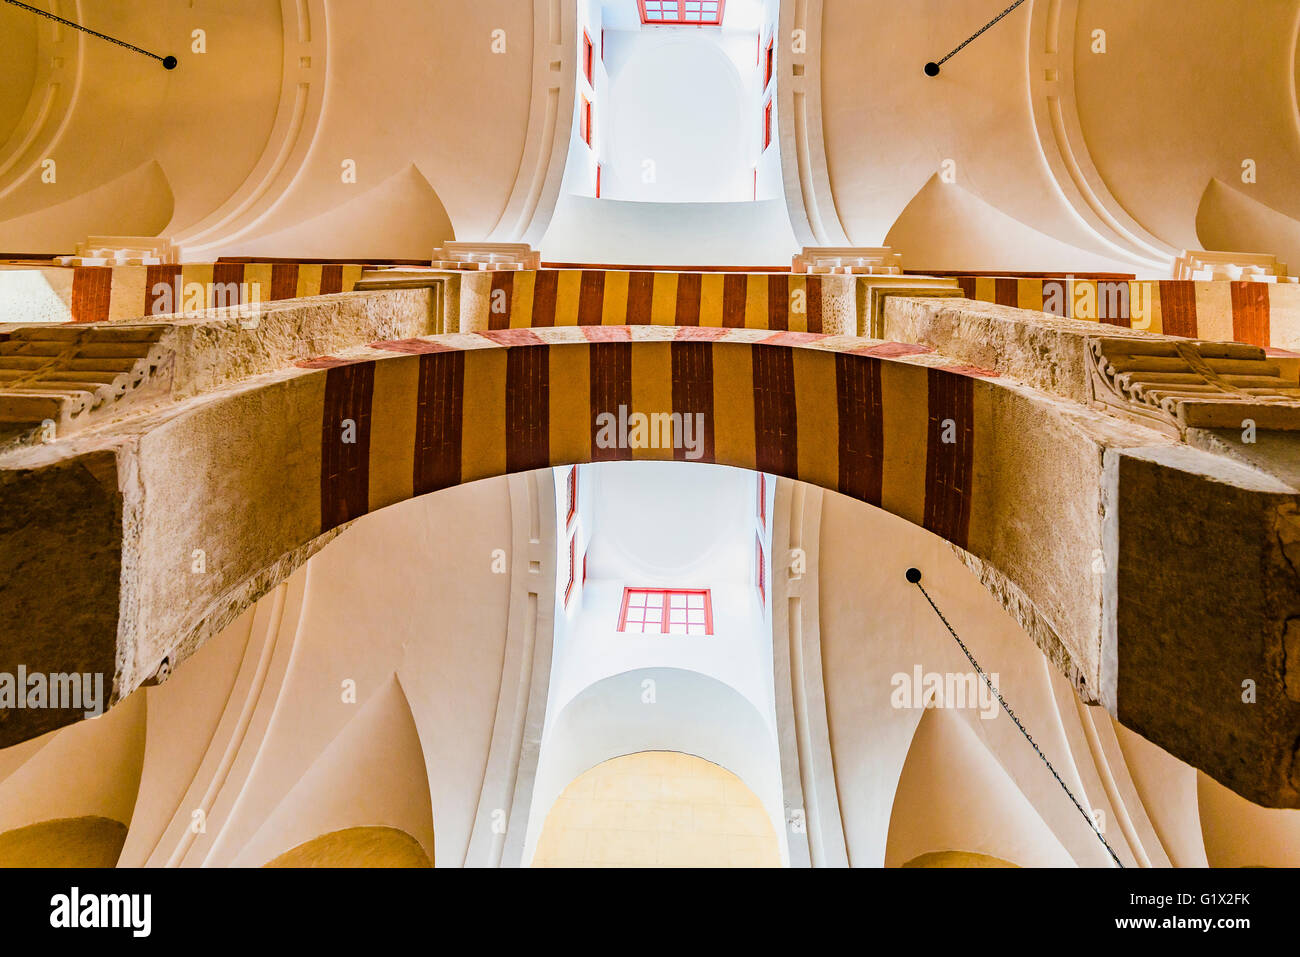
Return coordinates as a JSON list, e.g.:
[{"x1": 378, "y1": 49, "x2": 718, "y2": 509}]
[
  {"x1": 532, "y1": 751, "x2": 780, "y2": 868},
  {"x1": 7, "y1": 321, "x2": 1300, "y2": 808},
  {"x1": 523, "y1": 666, "x2": 788, "y2": 864},
  {"x1": 104, "y1": 326, "x2": 1060, "y2": 708}
]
